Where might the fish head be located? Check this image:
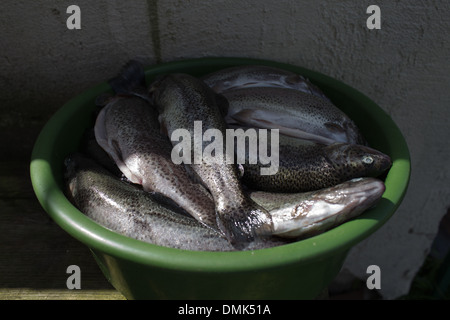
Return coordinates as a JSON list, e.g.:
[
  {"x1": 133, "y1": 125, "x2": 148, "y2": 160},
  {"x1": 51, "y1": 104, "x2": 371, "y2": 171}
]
[
  {"x1": 305, "y1": 177, "x2": 386, "y2": 223},
  {"x1": 320, "y1": 177, "x2": 385, "y2": 207},
  {"x1": 271, "y1": 177, "x2": 385, "y2": 238},
  {"x1": 326, "y1": 143, "x2": 392, "y2": 178},
  {"x1": 64, "y1": 153, "x2": 86, "y2": 200},
  {"x1": 64, "y1": 153, "x2": 106, "y2": 197}
]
